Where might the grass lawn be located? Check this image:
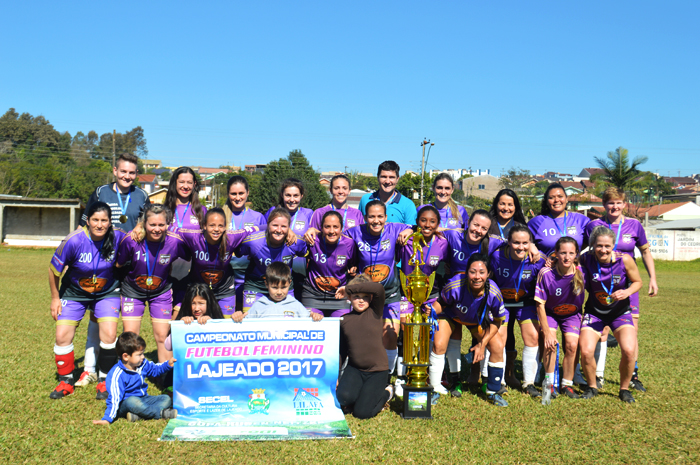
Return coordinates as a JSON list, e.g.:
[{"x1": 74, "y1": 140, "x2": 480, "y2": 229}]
[{"x1": 1, "y1": 247, "x2": 698, "y2": 464}]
